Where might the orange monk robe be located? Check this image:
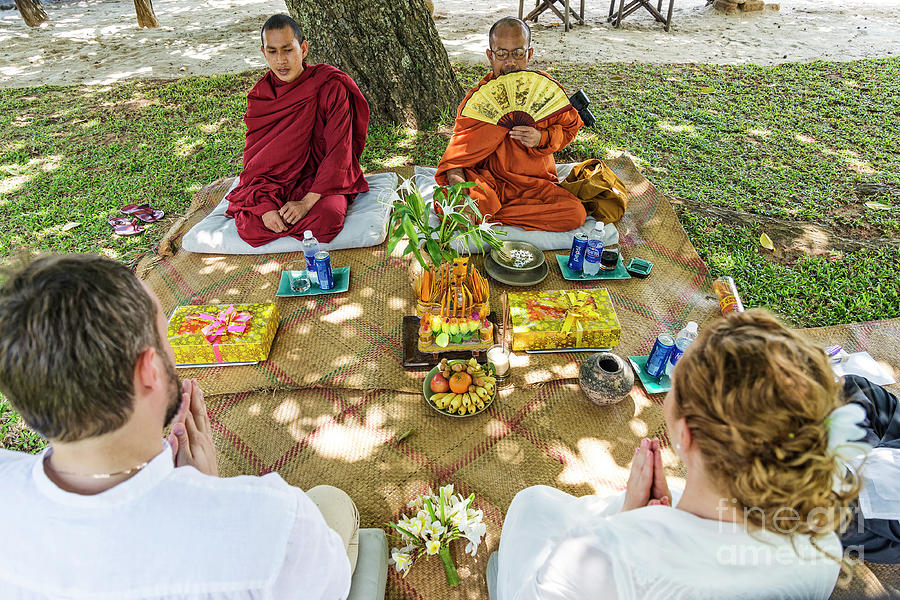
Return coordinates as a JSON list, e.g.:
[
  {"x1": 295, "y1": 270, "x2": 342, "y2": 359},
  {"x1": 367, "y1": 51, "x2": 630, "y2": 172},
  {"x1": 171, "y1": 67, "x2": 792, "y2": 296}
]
[{"x1": 435, "y1": 72, "x2": 587, "y2": 232}]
